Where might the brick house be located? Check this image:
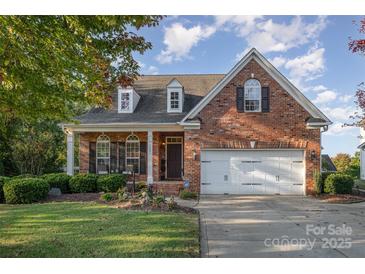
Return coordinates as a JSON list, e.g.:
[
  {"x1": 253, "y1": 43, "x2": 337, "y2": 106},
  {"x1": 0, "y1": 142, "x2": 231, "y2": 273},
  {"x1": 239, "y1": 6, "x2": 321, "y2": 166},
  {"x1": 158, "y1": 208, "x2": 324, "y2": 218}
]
[{"x1": 63, "y1": 48, "x2": 331, "y2": 195}]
